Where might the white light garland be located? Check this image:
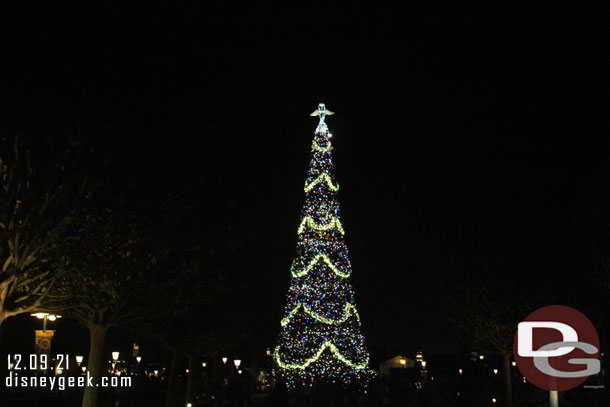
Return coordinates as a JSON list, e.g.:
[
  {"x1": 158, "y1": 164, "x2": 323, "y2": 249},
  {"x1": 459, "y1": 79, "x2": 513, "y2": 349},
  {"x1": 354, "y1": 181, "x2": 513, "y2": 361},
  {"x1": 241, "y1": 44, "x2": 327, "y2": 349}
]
[
  {"x1": 304, "y1": 173, "x2": 339, "y2": 193},
  {"x1": 281, "y1": 303, "x2": 360, "y2": 327},
  {"x1": 297, "y1": 216, "x2": 345, "y2": 235},
  {"x1": 274, "y1": 341, "x2": 369, "y2": 370},
  {"x1": 312, "y1": 139, "x2": 332, "y2": 152},
  {"x1": 291, "y1": 253, "x2": 351, "y2": 278}
]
